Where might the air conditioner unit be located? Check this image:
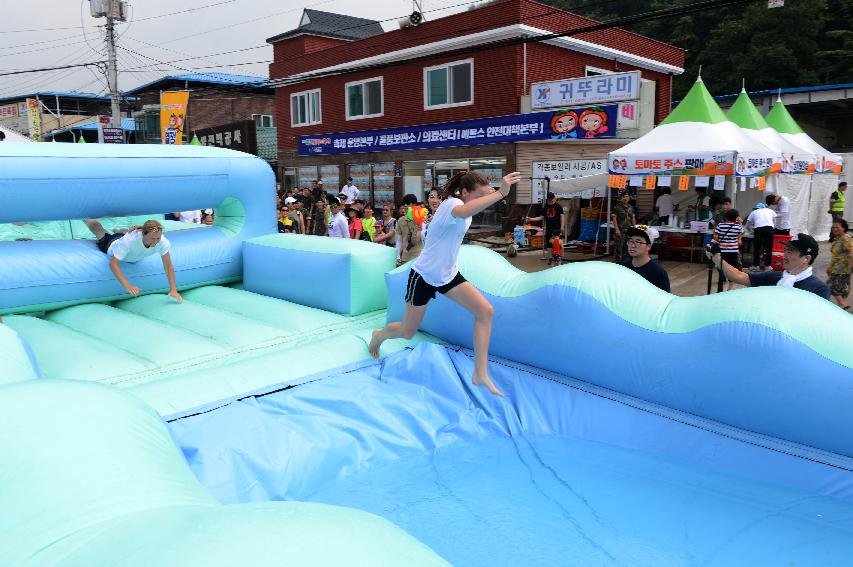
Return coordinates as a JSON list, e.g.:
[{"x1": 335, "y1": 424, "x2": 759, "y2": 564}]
[{"x1": 398, "y1": 11, "x2": 423, "y2": 29}]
